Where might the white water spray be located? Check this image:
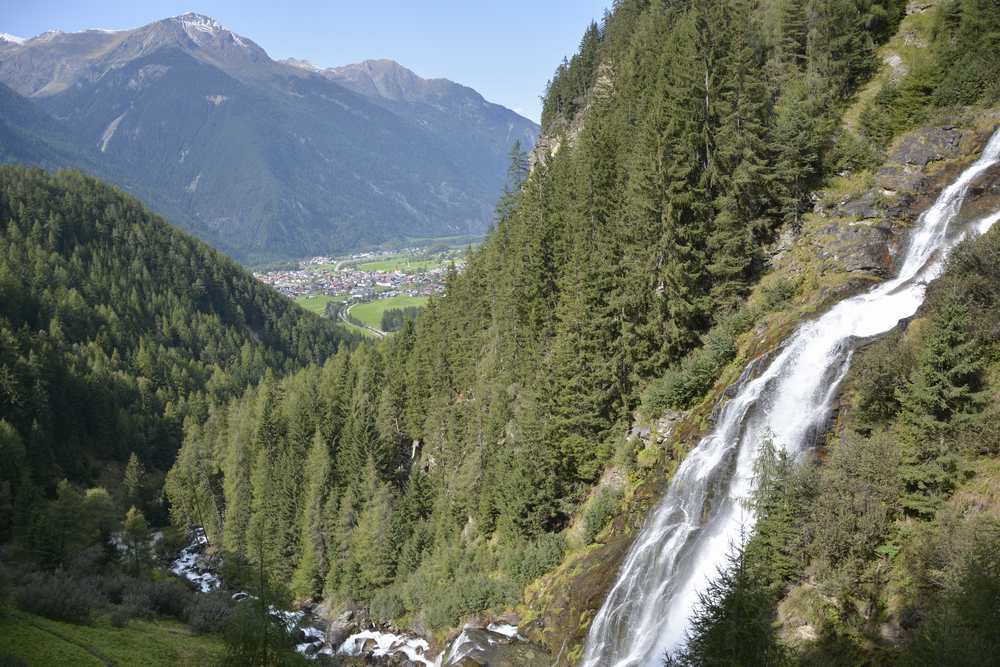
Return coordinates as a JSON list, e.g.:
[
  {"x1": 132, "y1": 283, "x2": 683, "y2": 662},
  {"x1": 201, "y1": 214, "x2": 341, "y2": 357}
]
[{"x1": 581, "y1": 127, "x2": 1000, "y2": 667}]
